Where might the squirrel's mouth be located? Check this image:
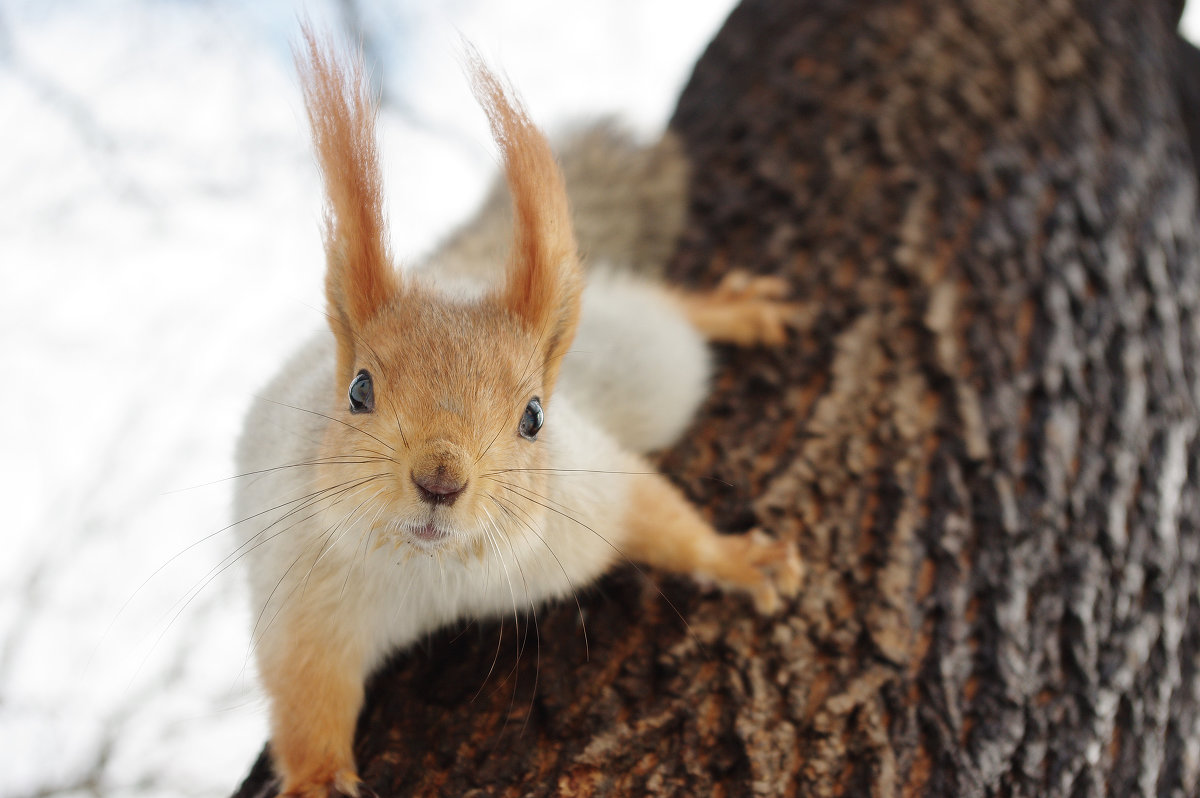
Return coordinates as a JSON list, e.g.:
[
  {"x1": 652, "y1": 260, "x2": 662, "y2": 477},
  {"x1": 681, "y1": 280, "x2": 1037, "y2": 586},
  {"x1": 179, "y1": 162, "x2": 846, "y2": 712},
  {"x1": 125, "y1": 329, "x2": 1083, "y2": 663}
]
[
  {"x1": 411, "y1": 521, "x2": 448, "y2": 543},
  {"x1": 382, "y1": 513, "x2": 457, "y2": 550}
]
